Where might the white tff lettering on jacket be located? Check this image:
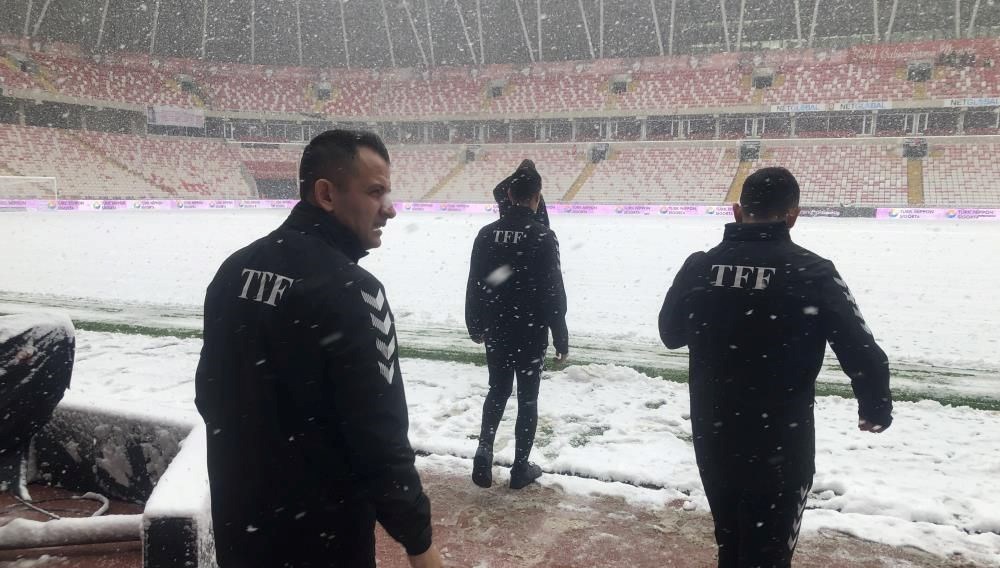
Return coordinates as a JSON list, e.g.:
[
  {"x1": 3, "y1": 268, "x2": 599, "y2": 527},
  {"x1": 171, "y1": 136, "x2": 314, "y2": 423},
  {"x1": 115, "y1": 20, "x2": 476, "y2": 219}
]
[{"x1": 238, "y1": 269, "x2": 294, "y2": 306}]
